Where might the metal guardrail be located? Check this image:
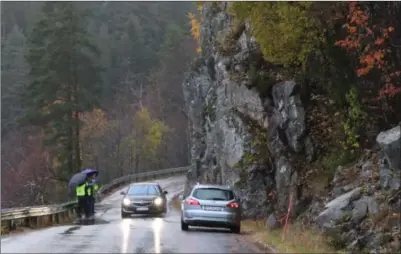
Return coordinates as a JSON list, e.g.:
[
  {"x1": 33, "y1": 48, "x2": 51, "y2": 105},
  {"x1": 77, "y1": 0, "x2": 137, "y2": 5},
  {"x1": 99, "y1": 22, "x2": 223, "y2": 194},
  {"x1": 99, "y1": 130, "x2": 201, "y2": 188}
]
[
  {"x1": 1, "y1": 201, "x2": 78, "y2": 221},
  {"x1": 1, "y1": 165, "x2": 193, "y2": 228}
]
